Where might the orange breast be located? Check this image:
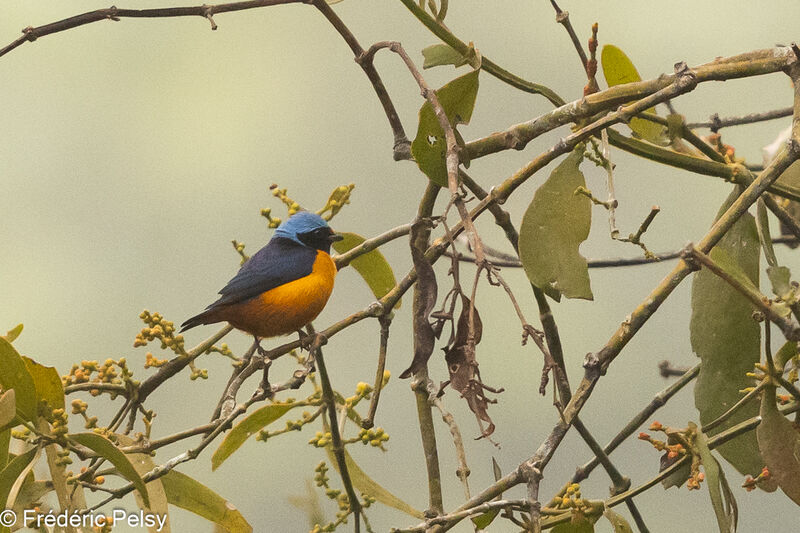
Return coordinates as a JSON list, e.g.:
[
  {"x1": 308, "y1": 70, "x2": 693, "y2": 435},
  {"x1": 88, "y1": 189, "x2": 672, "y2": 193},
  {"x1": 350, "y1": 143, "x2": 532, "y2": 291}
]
[{"x1": 221, "y1": 251, "x2": 337, "y2": 338}]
